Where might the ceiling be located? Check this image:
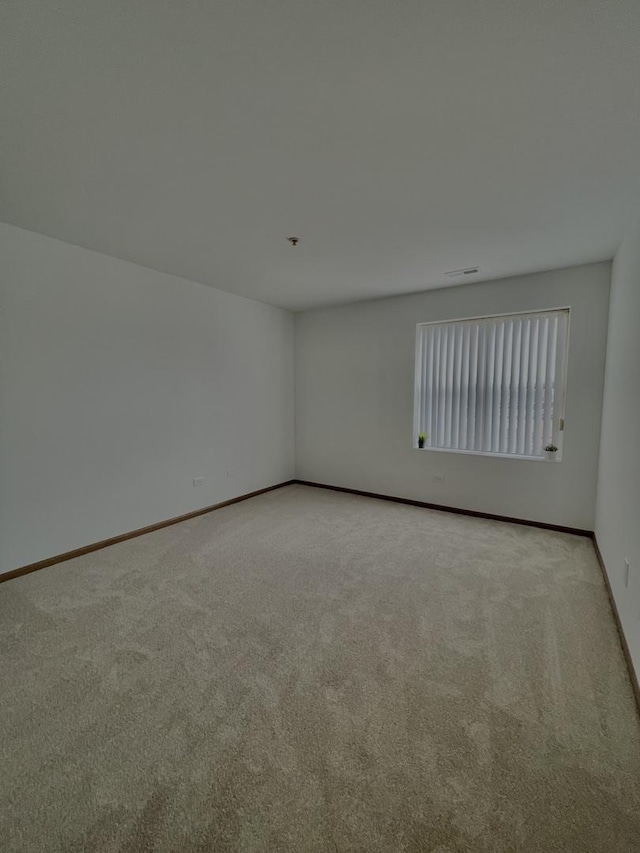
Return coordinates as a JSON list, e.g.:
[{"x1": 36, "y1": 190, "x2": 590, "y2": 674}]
[{"x1": 2, "y1": 1, "x2": 640, "y2": 311}]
